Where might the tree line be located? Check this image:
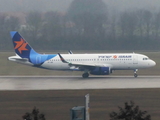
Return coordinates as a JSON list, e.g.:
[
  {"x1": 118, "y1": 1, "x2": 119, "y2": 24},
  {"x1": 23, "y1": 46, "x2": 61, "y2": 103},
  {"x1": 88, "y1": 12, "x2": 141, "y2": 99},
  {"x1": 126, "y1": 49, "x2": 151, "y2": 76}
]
[
  {"x1": 22, "y1": 101, "x2": 151, "y2": 120},
  {"x1": 1, "y1": 0, "x2": 160, "y2": 51}
]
